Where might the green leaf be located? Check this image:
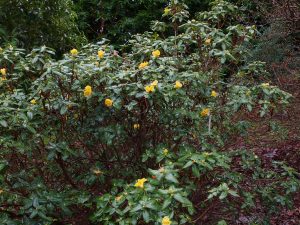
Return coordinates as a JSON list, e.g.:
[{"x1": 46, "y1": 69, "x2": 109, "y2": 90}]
[
  {"x1": 142, "y1": 210, "x2": 150, "y2": 222},
  {"x1": 0, "y1": 120, "x2": 8, "y2": 127},
  {"x1": 60, "y1": 105, "x2": 68, "y2": 115},
  {"x1": 183, "y1": 161, "x2": 193, "y2": 169},
  {"x1": 174, "y1": 194, "x2": 192, "y2": 205},
  {"x1": 217, "y1": 220, "x2": 227, "y2": 225},
  {"x1": 162, "y1": 198, "x2": 172, "y2": 209},
  {"x1": 130, "y1": 204, "x2": 142, "y2": 213},
  {"x1": 165, "y1": 173, "x2": 179, "y2": 184}
]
